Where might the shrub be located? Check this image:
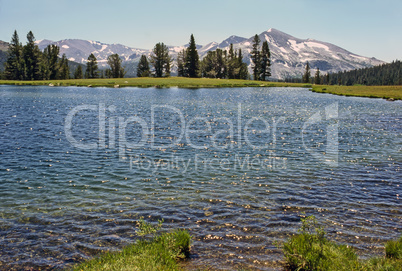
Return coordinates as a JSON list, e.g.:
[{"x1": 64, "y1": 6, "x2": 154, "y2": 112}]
[
  {"x1": 385, "y1": 236, "x2": 402, "y2": 260},
  {"x1": 282, "y1": 215, "x2": 360, "y2": 270},
  {"x1": 281, "y1": 216, "x2": 402, "y2": 271}
]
